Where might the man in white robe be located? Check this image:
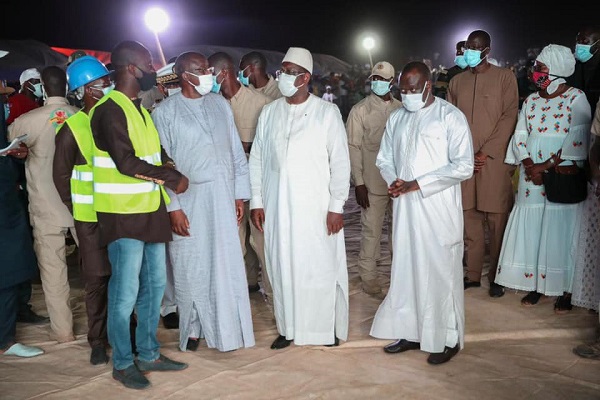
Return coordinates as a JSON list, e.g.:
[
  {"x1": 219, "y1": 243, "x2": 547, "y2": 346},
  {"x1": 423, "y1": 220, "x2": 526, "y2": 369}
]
[
  {"x1": 249, "y1": 47, "x2": 351, "y2": 349},
  {"x1": 370, "y1": 61, "x2": 473, "y2": 365},
  {"x1": 152, "y1": 52, "x2": 255, "y2": 352}
]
